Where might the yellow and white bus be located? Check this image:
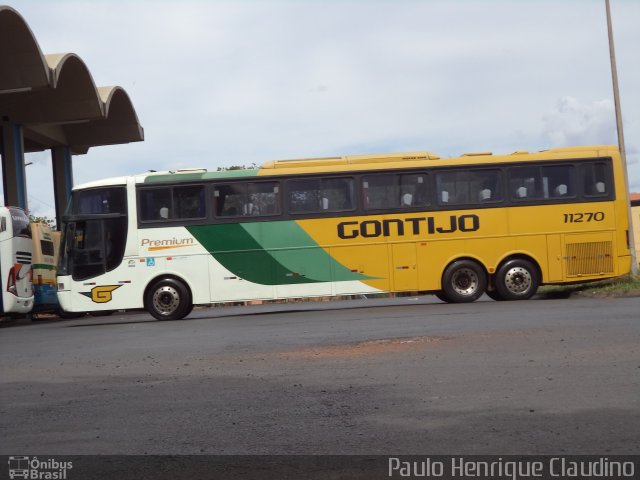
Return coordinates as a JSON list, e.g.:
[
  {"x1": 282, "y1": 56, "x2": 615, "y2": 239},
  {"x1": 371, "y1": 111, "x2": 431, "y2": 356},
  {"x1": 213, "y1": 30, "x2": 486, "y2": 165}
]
[{"x1": 56, "y1": 145, "x2": 632, "y2": 320}]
